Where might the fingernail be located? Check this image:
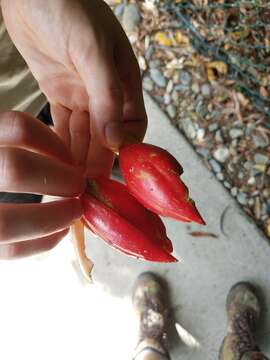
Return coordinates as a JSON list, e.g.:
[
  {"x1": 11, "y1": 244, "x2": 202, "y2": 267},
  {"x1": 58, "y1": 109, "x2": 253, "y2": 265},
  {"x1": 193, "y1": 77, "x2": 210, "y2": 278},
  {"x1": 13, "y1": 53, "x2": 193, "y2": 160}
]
[{"x1": 105, "y1": 122, "x2": 124, "y2": 149}]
